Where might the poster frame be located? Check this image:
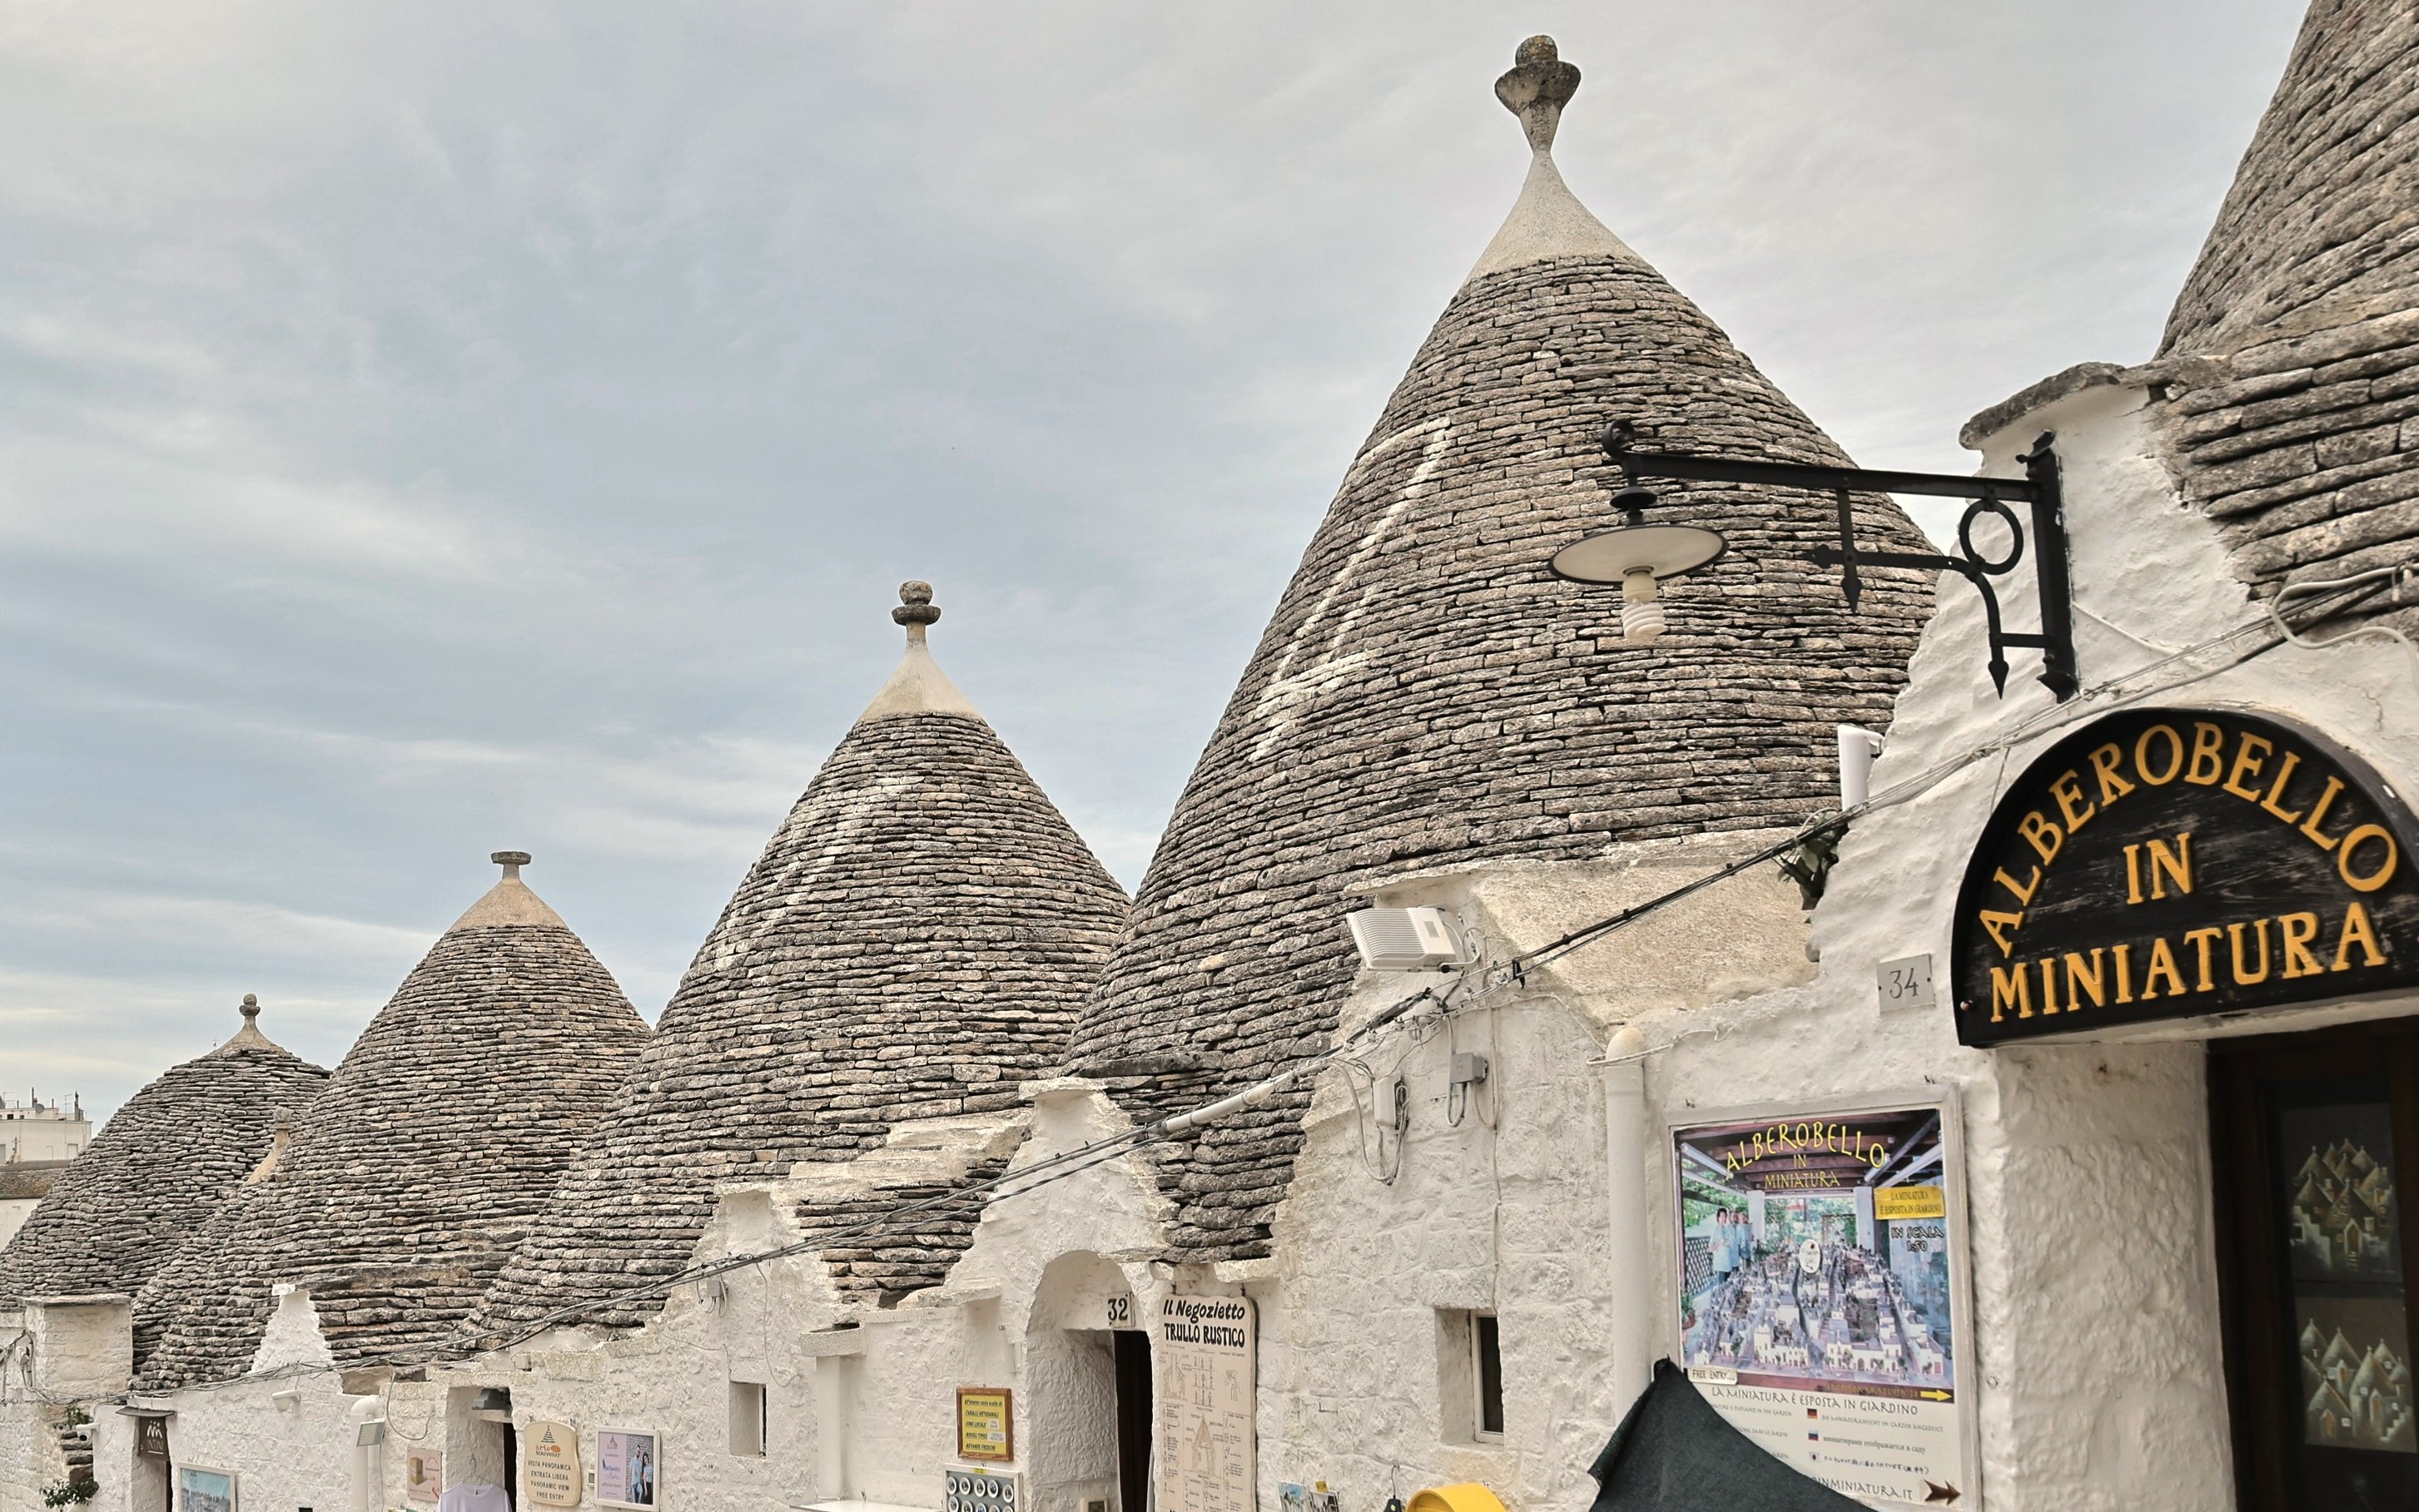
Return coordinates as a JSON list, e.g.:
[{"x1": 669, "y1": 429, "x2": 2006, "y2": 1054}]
[
  {"x1": 174, "y1": 1464, "x2": 237, "y2": 1512},
  {"x1": 956, "y1": 1386, "x2": 1016, "y2": 1464},
  {"x1": 1662, "y1": 1084, "x2": 1980, "y2": 1510},
  {"x1": 594, "y1": 1426, "x2": 662, "y2": 1510}
]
